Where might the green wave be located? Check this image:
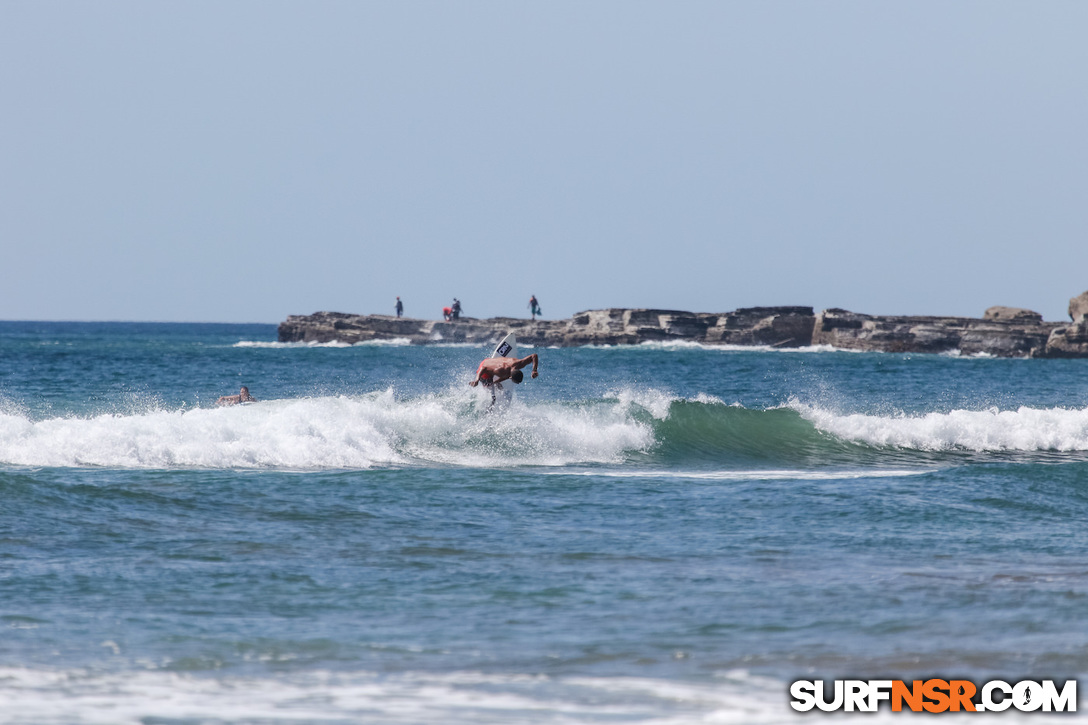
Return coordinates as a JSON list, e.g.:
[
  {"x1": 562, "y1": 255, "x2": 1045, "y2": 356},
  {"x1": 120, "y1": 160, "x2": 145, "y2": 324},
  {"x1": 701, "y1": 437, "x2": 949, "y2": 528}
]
[{"x1": 639, "y1": 400, "x2": 903, "y2": 468}]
